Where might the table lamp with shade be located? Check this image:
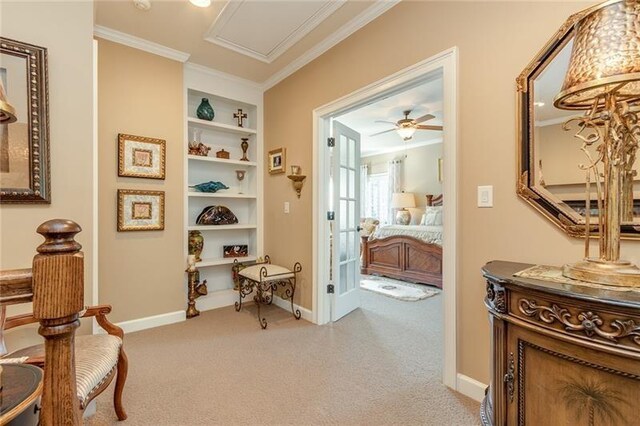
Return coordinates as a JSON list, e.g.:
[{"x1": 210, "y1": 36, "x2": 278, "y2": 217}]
[
  {"x1": 391, "y1": 192, "x2": 415, "y2": 225},
  {"x1": 554, "y1": 0, "x2": 640, "y2": 287}
]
